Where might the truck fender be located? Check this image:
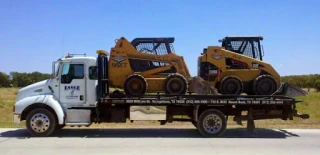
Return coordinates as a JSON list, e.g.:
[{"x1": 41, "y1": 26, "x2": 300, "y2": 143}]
[{"x1": 15, "y1": 95, "x2": 65, "y2": 124}]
